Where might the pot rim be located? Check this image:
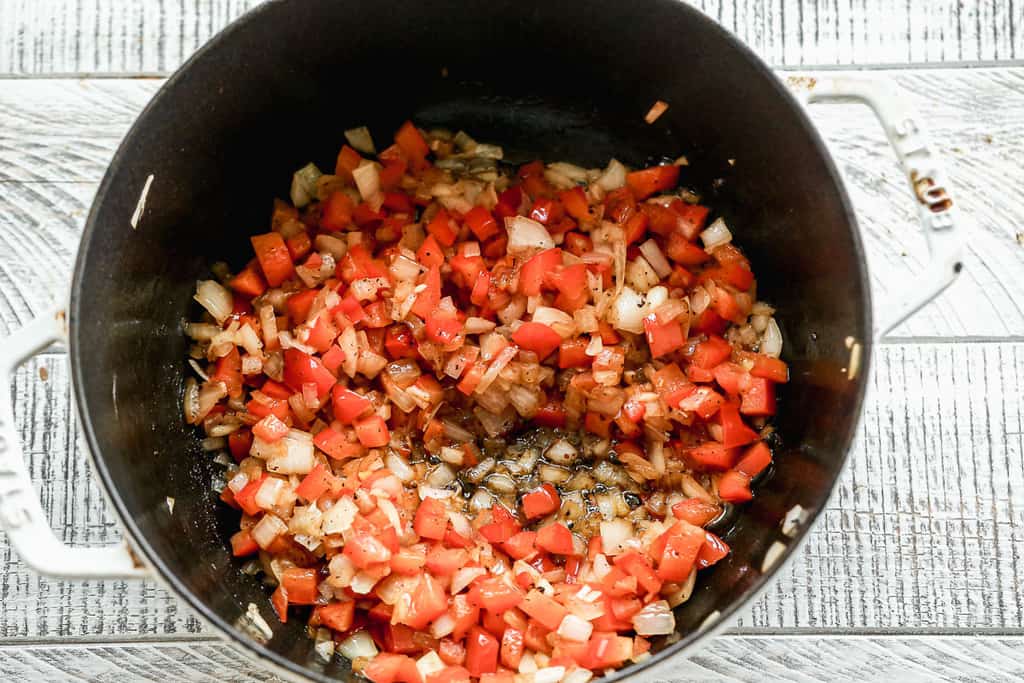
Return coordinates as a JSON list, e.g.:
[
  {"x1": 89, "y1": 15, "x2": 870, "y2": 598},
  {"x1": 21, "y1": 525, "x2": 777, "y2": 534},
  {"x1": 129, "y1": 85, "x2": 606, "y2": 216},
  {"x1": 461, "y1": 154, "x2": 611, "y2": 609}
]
[{"x1": 69, "y1": 1, "x2": 872, "y2": 680}]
